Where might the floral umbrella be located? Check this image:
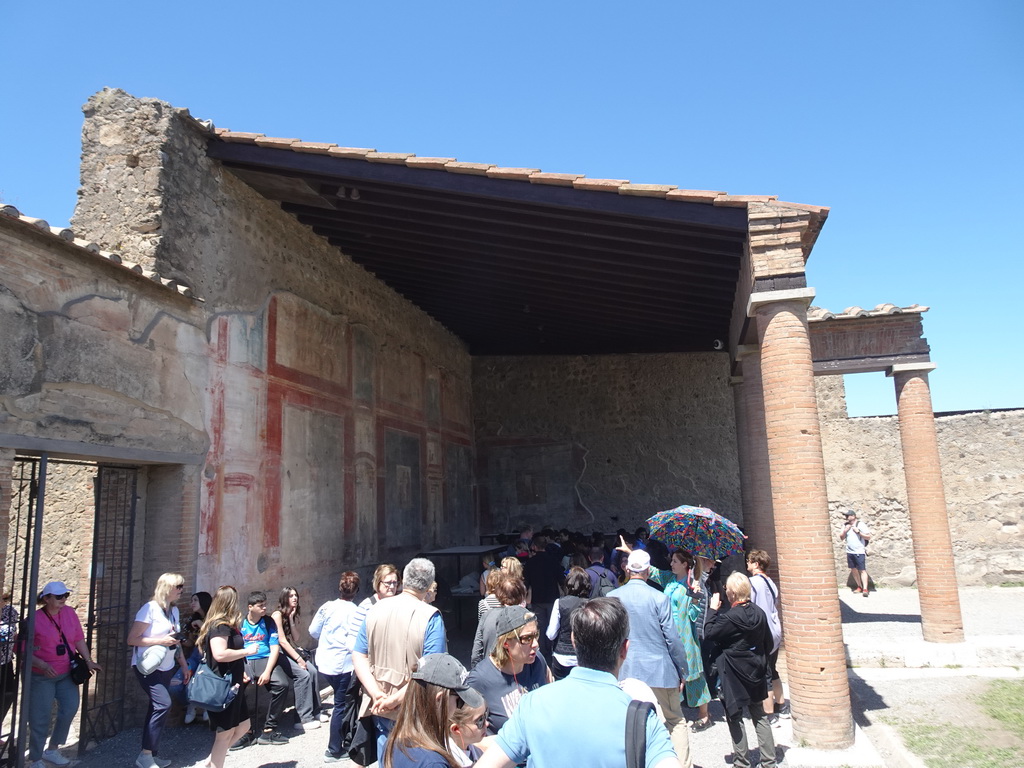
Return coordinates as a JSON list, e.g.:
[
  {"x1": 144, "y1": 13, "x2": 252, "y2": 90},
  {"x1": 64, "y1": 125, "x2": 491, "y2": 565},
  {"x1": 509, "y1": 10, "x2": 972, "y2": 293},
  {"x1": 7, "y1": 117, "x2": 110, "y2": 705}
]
[{"x1": 646, "y1": 505, "x2": 744, "y2": 560}]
